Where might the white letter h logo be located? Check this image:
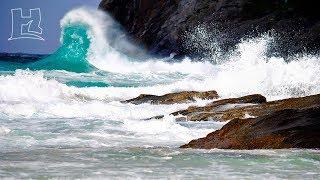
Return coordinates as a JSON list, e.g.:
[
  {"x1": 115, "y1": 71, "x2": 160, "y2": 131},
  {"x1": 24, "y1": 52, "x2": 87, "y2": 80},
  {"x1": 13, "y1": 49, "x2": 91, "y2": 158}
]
[{"x1": 8, "y1": 8, "x2": 45, "y2": 41}]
